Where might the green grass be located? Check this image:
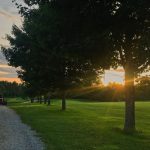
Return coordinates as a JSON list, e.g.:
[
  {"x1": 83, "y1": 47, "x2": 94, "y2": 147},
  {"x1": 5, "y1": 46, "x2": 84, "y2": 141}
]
[{"x1": 8, "y1": 98, "x2": 150, "y2": 150}]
